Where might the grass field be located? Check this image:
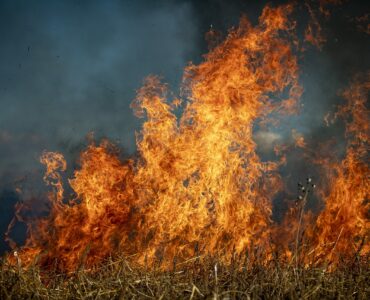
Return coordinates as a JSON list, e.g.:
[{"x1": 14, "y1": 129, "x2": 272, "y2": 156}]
[{"x1": 1, "y1": 254, "x2": 369, "y2": 299}]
